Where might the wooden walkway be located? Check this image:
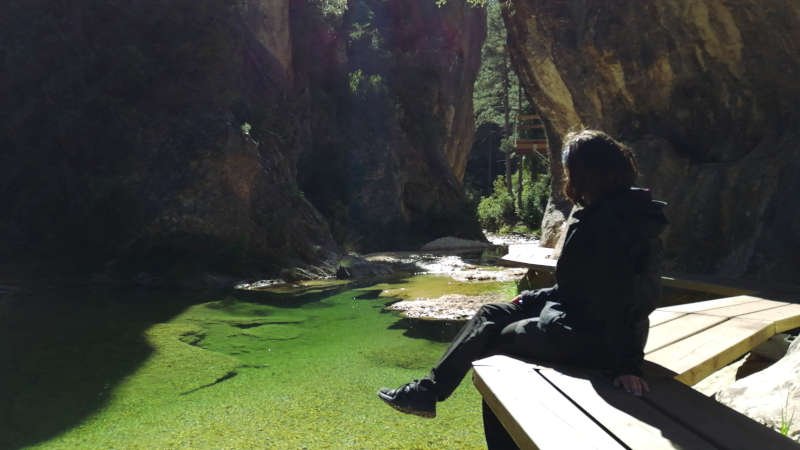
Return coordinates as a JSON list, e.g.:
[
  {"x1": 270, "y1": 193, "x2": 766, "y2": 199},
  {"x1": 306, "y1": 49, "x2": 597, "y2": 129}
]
[
  {"x1": 472, "y1": 296, "x2": 800, "y2": 449},
  {"x1": 499, "y1": 244, "x2": 761, "y2": 297},
  {"x1": 645, "y1": 295, "x2": 800, "y2": 385},
  {"x1": 499, "y1": 244, "x2": 800, "y2": 384}
]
